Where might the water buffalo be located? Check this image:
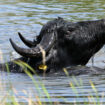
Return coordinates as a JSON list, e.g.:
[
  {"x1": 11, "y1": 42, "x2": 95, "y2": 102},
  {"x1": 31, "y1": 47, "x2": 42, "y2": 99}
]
[{"x1": 1, "y1": 17, "x2": 105, "y2": 75}]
